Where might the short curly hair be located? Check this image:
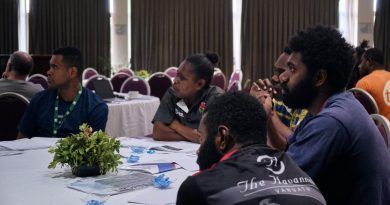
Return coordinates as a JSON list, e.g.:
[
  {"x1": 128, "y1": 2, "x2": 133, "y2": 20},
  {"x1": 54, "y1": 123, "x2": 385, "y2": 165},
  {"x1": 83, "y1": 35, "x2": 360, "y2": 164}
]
[
  {"x1": 288, "y1": 25, "x2": 355, "y2": 93},
  {"x1": 204, "y1": 91, "x2": 267, "y2": 145}
]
